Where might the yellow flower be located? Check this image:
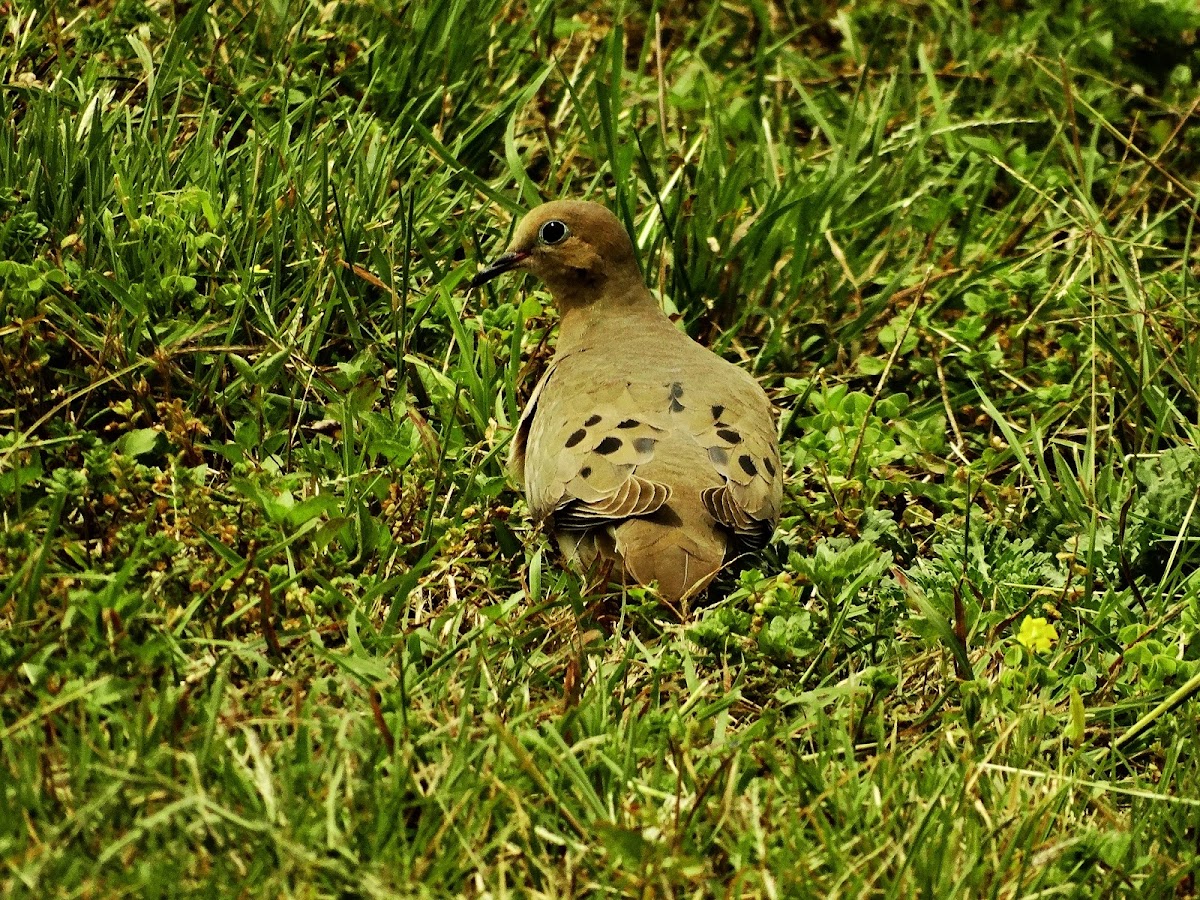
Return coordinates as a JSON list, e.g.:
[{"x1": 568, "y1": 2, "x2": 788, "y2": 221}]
[{"x1": 1017, "y1": 616, "x2": 1058, "y2": 653}]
